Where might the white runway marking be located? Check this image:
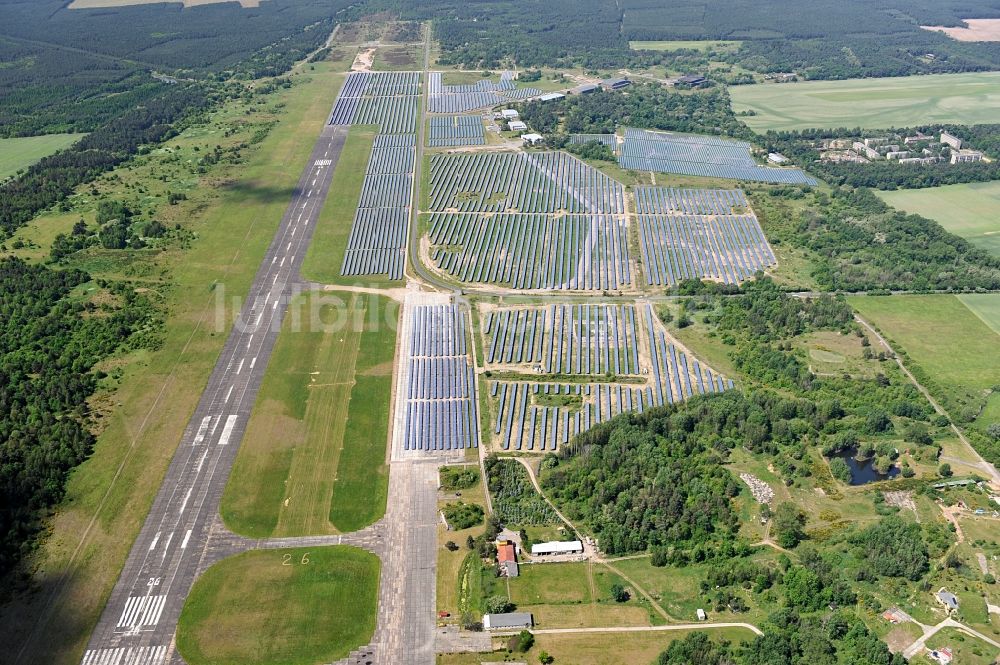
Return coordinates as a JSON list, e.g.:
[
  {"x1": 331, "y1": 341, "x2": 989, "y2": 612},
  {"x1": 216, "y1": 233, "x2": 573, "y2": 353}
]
[
  {"x1": 255, "y1": 312, "x2": 263, "y2": 327},
  {"x1": 217, "y1": 414, "x2": 238, "y2": 446},
  {"x1": 224, "y1": 385, "x2": 233, "y2": 403},
  {"x1": 280, "y1": 257, "x2": 285, "y2": 267},
  {"x1": 236, "y1": 359, "x2": 244, "y2": 374},
  {"x1": 148, "y1": 532, "x2": 160, "y2": 551},
  {"x1": 273, "y1": 275, "x2": 278, "y2": 284},
  {"x1": 315, "y1": 158, "x2": 331, "y2": 166},
  {"x1": 192, "y1": 415, "x2": 213, "y2": 445},
  {"x1": 286, "y1": 242, "x2": 292, "y2": 251},
  {"x1": 116, "y1": 595, "x2": 167, "y2": 629},
  {"x1": 291, "y1": 226, "x2": 297, "y2": 236},
  {"x1": 247, "y1": 336, "x2": 254, "y2": 350},
  {"x1": 161, "y1": 532, "x2": 173, "y2": 557},
  {"x1": 196, "y1": 449, "x2": 209, "y2": 473},
  {"x1": 83, "y1": 645, "x2": 167, "y2": 665},
  {"x1": 179, "y1": 486, "x2": 192, "y2": 515},
  {"x1": 181, "y1": 529, "x2": 192, "y2": 549},
  {"x1": 250, "y1": 356, "x2": 257, "y2": 369},
  {"x1": 271, "y1": 256, "x2": 276, "y2": 265},
  {"x1": 290, "y1": 254, "x2": 295, "y2": 263}
]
